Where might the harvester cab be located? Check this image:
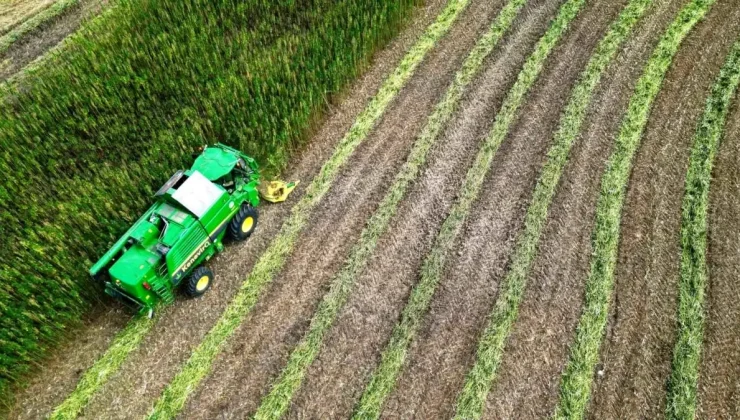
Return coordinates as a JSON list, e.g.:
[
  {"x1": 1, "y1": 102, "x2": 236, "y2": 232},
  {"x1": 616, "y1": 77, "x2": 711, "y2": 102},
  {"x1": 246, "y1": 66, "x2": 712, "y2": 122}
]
[{"x1": 90, "y1": 144, "x2": 262, "y2": 314}]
